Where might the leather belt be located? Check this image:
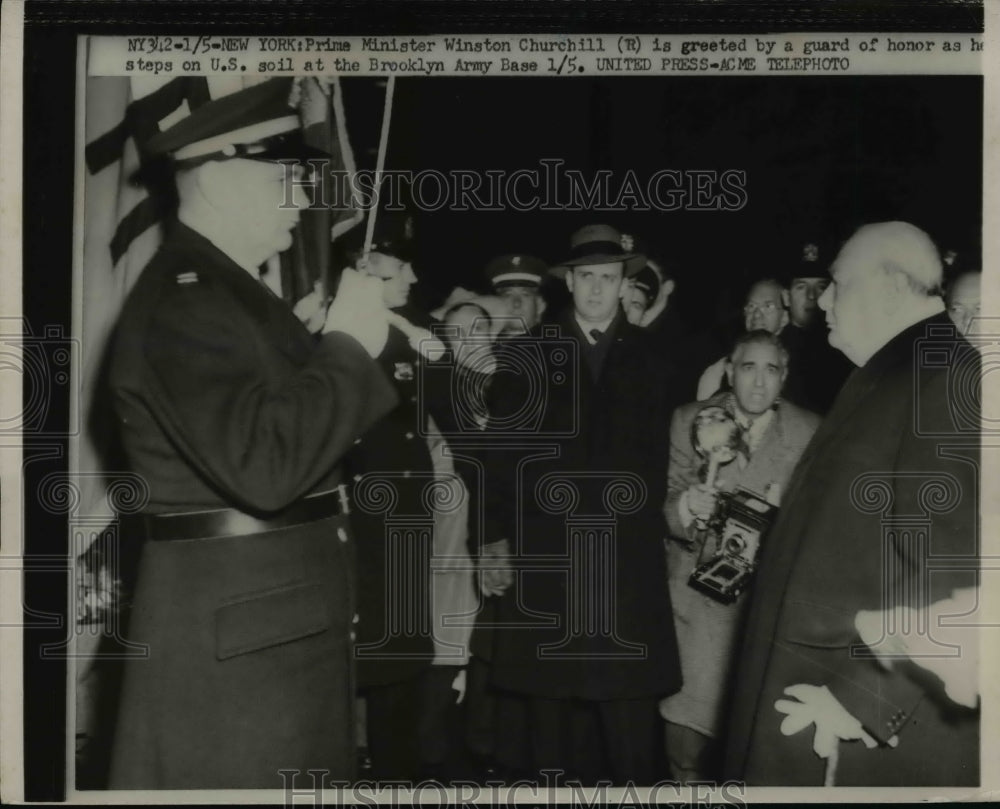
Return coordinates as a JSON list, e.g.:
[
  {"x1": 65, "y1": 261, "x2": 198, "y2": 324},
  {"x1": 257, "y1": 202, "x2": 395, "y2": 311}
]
[{"x1": 120, "y1": 485, "x2": 351, "y2": 542}]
